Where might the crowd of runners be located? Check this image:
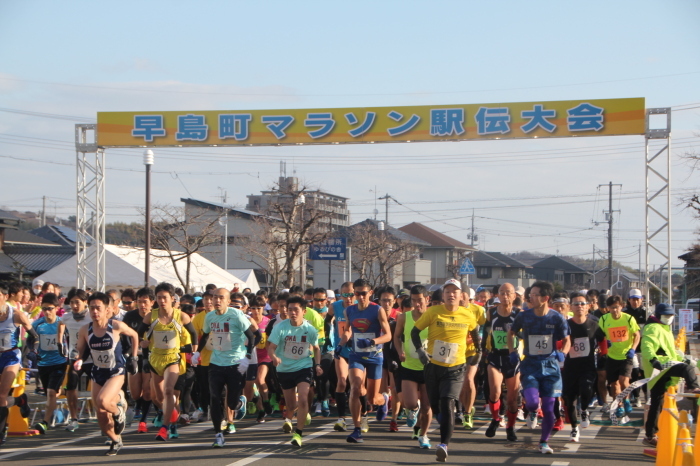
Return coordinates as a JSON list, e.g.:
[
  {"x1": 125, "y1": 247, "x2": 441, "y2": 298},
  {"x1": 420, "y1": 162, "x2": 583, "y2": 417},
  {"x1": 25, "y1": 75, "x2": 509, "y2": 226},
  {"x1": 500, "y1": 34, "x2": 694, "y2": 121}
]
[{"x1": 0, "y1": 276, "x2": 696, "y2": 461}]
